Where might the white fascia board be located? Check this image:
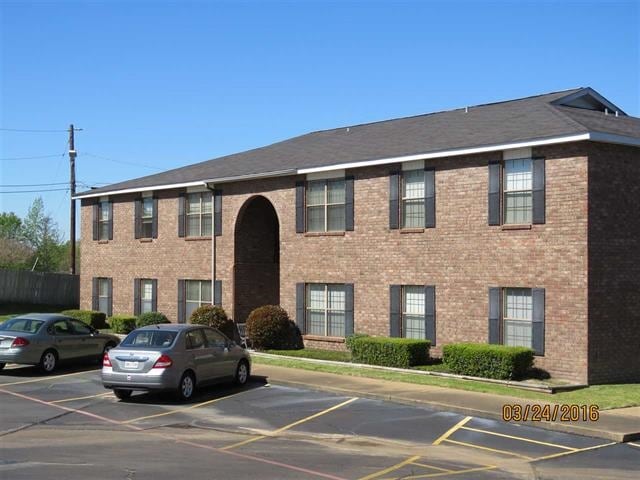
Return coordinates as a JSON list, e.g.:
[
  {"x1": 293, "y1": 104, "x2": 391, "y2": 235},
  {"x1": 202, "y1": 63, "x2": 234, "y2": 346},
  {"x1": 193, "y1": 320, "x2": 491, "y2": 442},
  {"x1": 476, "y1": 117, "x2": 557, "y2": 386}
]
[
  {"x1": 297, "y1": 134, "x2": 591, "y2": 174},
  {"x1": 588, "y1": 131, "x2": 640, "y2": 147},
  {"x1": 72, "y1": 181, "x2": 207, "y2": 200},
  {"x1": 202, "y1": 169, "x2": 297, "y2": 186}
]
